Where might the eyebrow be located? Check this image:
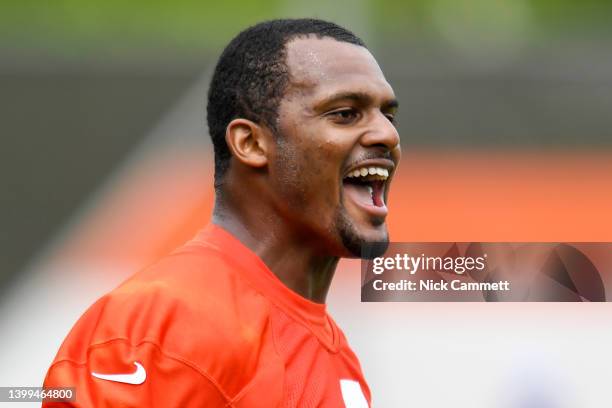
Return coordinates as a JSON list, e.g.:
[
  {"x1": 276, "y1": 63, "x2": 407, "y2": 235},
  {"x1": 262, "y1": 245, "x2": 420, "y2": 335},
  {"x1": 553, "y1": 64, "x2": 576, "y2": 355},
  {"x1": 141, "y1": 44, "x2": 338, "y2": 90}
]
[{"x1": 315, "y1": 91, "x2": 399, "y2": 110}]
